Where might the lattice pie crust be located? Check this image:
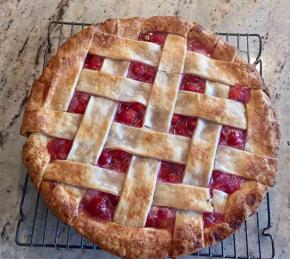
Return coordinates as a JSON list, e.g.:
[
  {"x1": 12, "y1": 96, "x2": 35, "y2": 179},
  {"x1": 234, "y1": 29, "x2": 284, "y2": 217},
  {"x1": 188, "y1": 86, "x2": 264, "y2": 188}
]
[{"x1": 21, "y1": 16, "x2": 279, "y2": 258}]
